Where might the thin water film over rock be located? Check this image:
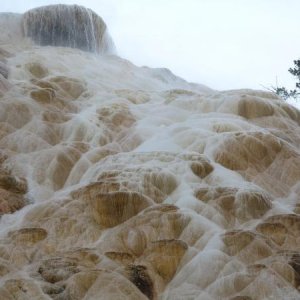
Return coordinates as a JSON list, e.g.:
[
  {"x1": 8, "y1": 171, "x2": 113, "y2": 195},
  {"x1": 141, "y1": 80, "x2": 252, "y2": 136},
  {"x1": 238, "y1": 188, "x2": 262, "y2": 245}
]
[
  {"x1": 22, "y1": 4, "x2": 113, "y2": 53},
  {"x1": 0, "y1": 4, "x2": 299, "y2": 300}
]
